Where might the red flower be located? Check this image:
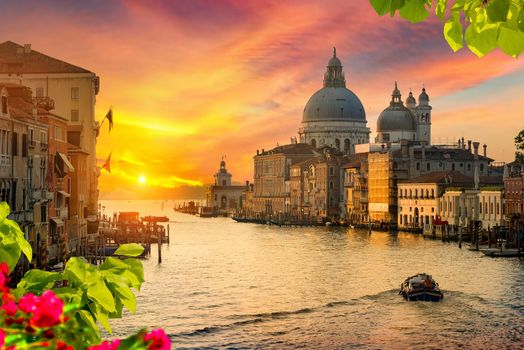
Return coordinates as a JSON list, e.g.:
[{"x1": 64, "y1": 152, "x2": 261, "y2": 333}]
[
  {"x1": 18, "y1": 292, "x2": 38, "y2": 313},
  {"x1": 87, "y1": 339, "x2": 121, "y2": 350},
  {"x1": 144, "y1": 329, "x2": 171, "y2": 350},
  {"x1": 0, "y1": 329, "x2": 5, "y2": 348},
  {"x1": 57, "y1": 341, "x2": 74, "y2": 350},
  {"x1": 0, "y1": 262, "x2": 9, "y2": 275},
  {"x1": 2, "y1": 300, "x2": 17, "y2": 316},
  {"x1": 30, "y1": 290, "x2": 64, "y2": 328}
]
